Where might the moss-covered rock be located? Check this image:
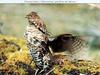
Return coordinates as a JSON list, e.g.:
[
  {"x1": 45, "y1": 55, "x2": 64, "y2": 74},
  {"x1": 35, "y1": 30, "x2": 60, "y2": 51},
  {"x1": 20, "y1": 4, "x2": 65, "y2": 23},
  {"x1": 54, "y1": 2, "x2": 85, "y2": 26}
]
[{"x1": 0, "y1": 34, "x2": 100, "y2": 75}]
